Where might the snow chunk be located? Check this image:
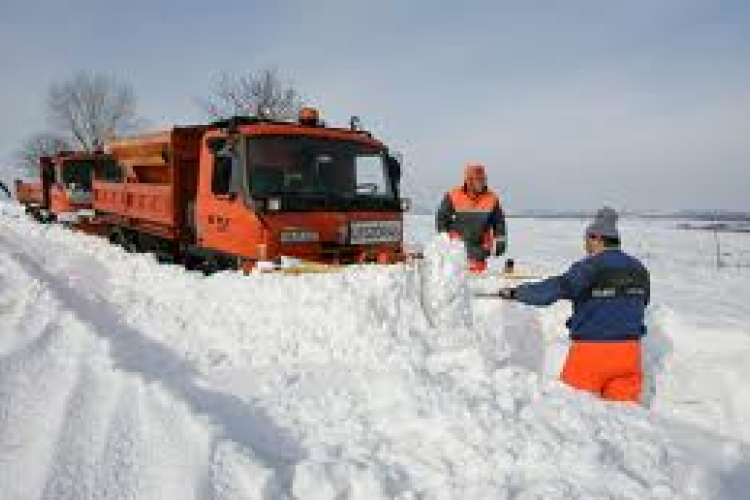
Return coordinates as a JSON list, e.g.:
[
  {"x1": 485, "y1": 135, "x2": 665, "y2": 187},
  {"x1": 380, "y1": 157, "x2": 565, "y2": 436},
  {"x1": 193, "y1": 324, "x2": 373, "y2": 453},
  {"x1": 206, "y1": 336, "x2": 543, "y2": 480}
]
[{"x1": 418, "y1": 233, "x2": 472, "y2": 329}]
